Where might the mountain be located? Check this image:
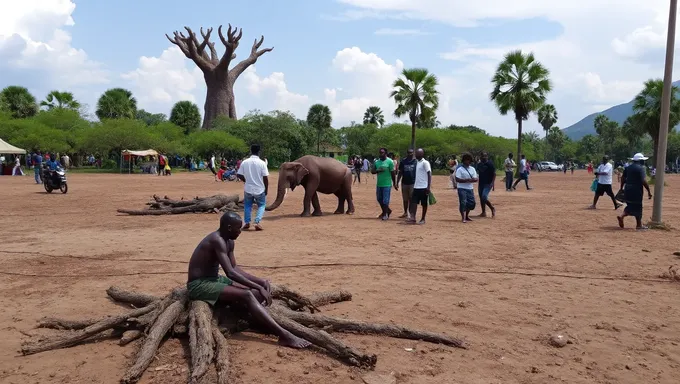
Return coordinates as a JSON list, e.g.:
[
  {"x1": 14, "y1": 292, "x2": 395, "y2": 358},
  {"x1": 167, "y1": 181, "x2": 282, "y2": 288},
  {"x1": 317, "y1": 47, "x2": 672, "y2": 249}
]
[{"x1": 562, "y1": 80, "x2": 680, "y2": 140}]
